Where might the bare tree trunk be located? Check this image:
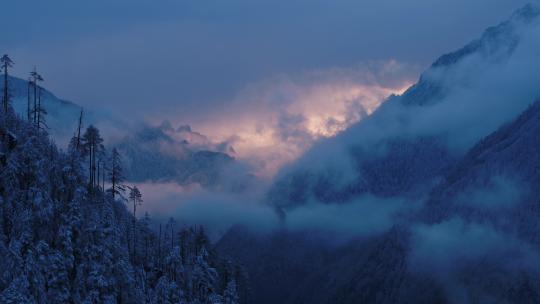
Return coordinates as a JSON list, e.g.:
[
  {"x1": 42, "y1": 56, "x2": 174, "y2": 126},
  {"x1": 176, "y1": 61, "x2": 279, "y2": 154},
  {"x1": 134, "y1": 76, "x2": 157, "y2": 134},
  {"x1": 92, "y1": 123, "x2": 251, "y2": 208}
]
[
  {"x1": 33, "y1": 76, "x2": 37, "y2": 125},
  {"x1": 133, "y1": 199, "x2": 137, "y2": 263},
  {"x1": 89, "y1": 145, "x2": 92, "y2": 190},
  {"x1": 97, "y1": 161, "x2": 100, "y2": 190},
  {"x1": 27, "y1": 80, "x2": 31, "y2": 121},
  {"x1": 3, "y1": 65, "x2": 8, "y2": 112},
  {"x1": 76, "y1": 109, "x2": 83, "y2": 150},
  {"x1": 158, "y1": 223, "x2": 162, "y2": 270},
  {"x1": 37, "y1": 87, "x2": 41, "y2": 128}
]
